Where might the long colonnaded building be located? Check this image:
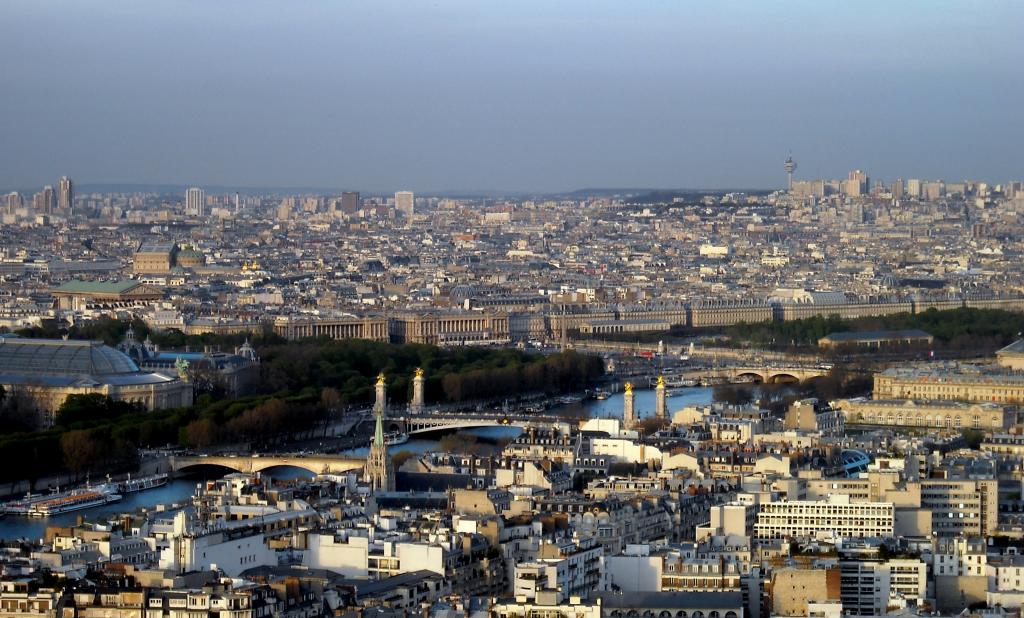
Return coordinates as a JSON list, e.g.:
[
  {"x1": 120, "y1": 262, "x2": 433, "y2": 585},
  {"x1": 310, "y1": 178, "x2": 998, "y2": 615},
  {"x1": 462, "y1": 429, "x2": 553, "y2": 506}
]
[
  {"x1": 272, "y1": 315, "x2": 389, "y2": 341},
  {"x1": 266, "y1": 294, "x2": 1024, "y2": 344},
  {"x1": 838, "y1": 398, "x2": 1013, "y2": 431},
  {"x1": 52, "y1": 280, "x2": 163, "y2": 311},
  {"x1": 388, "y1": 311, "x2": 510, "y2": 346}
]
